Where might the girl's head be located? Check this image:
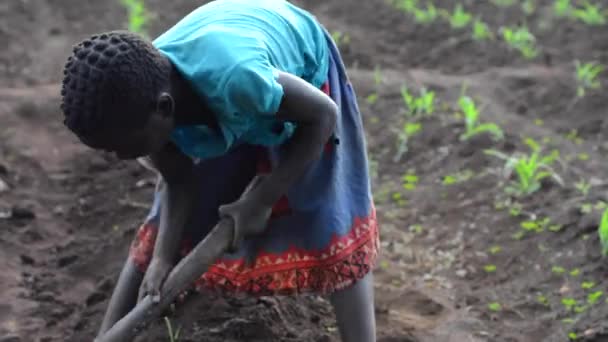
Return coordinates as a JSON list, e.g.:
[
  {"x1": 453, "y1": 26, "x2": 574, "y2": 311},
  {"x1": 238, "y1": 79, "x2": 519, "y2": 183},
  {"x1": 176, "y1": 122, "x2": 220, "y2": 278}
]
[{"x1": 60, "y1": 31, "x2": 175, "y2": 159}]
